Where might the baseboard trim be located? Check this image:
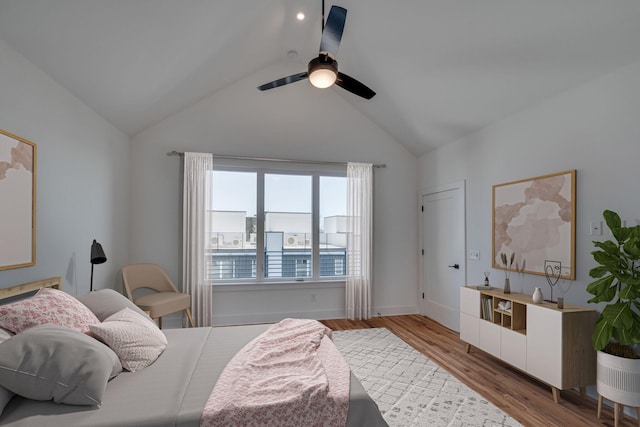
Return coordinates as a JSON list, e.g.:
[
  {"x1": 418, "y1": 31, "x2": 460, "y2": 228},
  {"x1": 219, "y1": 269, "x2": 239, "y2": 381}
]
[{"x1": 161, "y1": 305, "x2": 419, "y2": 328}]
